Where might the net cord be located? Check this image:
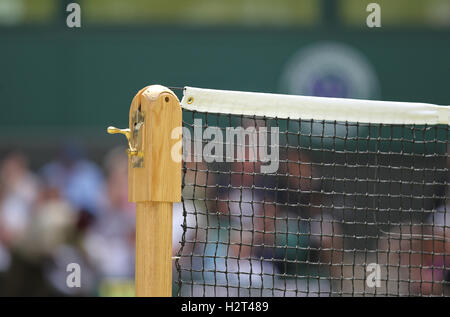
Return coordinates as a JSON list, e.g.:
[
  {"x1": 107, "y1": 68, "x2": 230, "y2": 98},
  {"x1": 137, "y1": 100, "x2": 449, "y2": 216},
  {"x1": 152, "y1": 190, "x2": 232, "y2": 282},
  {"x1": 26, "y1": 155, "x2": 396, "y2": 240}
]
[{"x1": 181, "y1": 86, "x2": 450, "y2": 126}]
